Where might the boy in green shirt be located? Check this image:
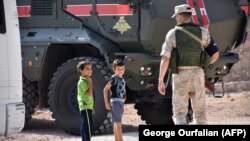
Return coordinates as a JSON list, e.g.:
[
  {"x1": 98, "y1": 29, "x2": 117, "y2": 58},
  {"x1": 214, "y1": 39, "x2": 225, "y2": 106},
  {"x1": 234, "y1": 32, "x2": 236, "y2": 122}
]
[{"x1": 77, "y1": 61, "x2": 94, "y2": 141}]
